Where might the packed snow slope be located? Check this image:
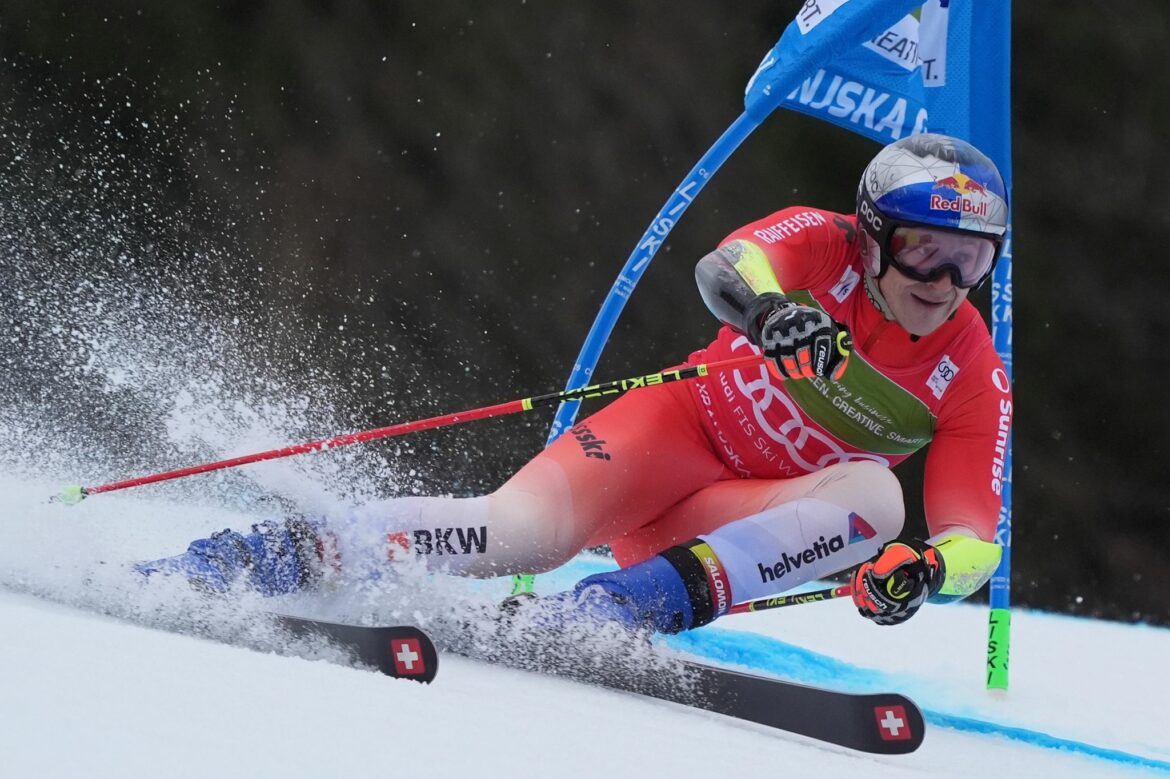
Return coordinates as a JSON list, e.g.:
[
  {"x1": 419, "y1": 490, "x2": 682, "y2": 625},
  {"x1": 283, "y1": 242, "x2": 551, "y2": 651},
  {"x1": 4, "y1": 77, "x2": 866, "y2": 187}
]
[{"x1": 2, "y1": 475, "x2": 1169, "y2": 779}]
